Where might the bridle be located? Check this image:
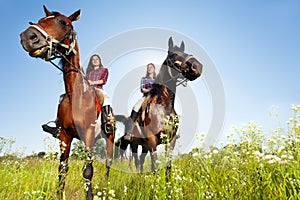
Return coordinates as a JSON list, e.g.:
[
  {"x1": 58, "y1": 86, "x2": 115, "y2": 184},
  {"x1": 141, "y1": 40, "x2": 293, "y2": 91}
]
[
  {"x1": 29, "y1": 18, "x2": 80, "y2": 73},
  {"x1": 165, "y1": 53, "x2": 195, "y2": 87},
  {"x1": 29, "y1": 23, "x2": 77, "y2": 60}
]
